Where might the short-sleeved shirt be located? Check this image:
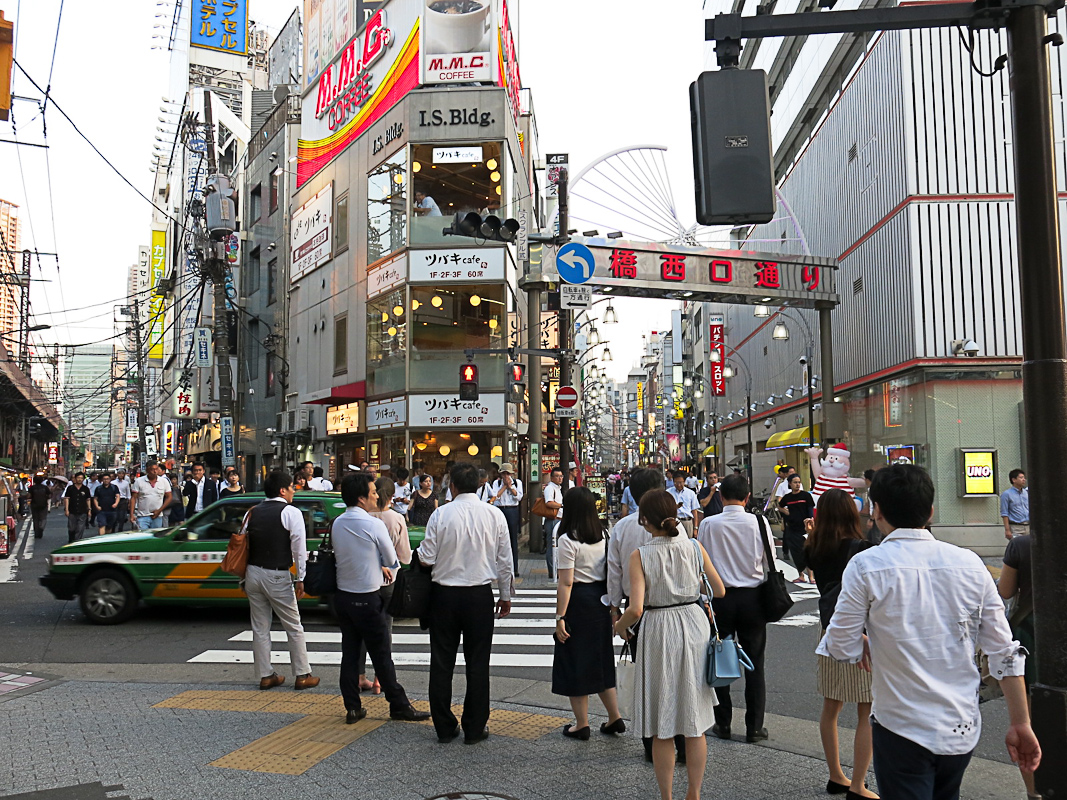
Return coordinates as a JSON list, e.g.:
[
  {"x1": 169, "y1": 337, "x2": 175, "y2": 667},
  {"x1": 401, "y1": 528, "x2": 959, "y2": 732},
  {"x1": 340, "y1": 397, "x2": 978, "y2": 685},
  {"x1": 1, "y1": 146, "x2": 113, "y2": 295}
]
[
  {"x1": 28, "y1": 483, "x2": 51, "y2": 509},
  {"x1": 543, "y1": 480, "x2": 564, "y2": 519},
  {"x1": 778, "y1": 490, "x2": 815, "y2": 532},
  {"x1": 1000, "y1": 486, "x2": 1029, "y2": 523},
  {"x1": 557, "y1": 534, "x2": 607, "y2": 583},
  {"x1": 132, "y1": 475, "x2": 172, "y2": 516},
  {"x1": 1003, "y1": 534, "x2": 1033, "y2": 609},
  {"x1": 94, "y1": 484, "x2": 121, "y2": 511},
  {"x1": 621, "y1": 485, "x2": 634, "y2": 512},
  {"x1": 63, "y1": 484, "x2": 93, "y2": 515}
]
